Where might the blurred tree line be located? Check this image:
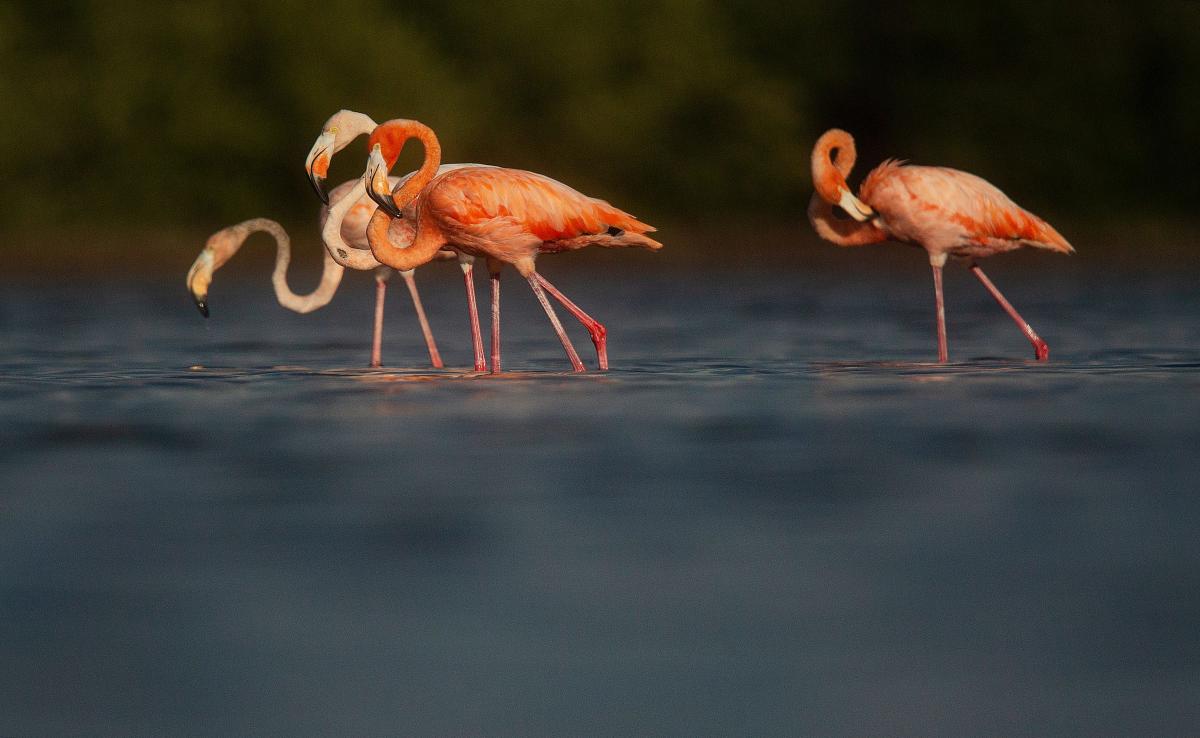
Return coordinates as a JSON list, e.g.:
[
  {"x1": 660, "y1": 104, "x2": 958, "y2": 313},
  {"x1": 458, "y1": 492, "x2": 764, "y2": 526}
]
[{"x1": 0, "y1": 0, "x2": 1196, "y2": 235}]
